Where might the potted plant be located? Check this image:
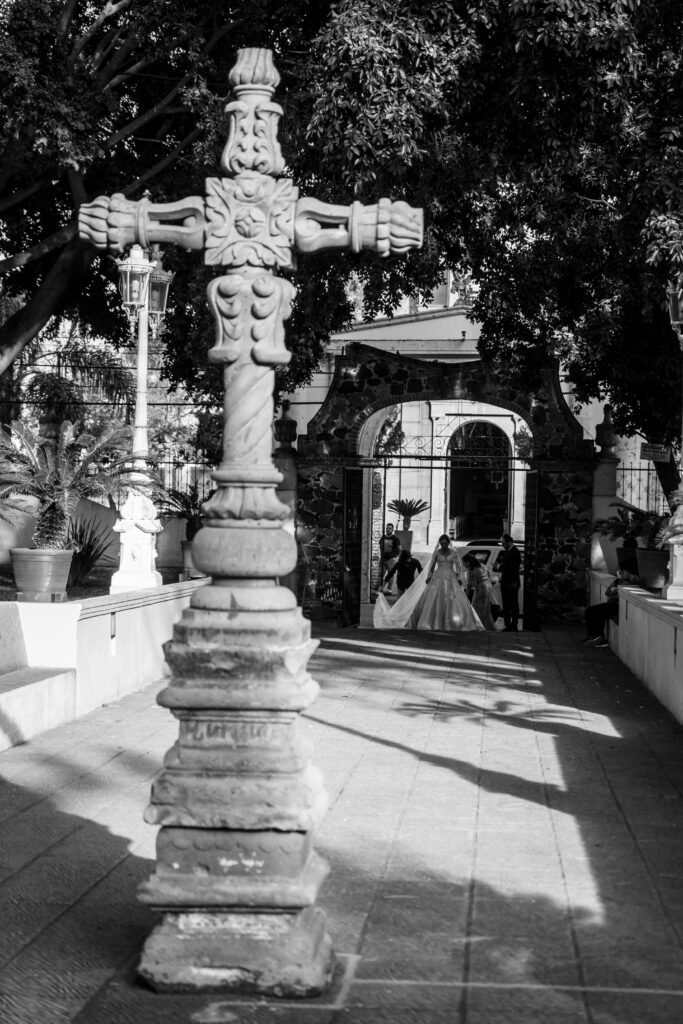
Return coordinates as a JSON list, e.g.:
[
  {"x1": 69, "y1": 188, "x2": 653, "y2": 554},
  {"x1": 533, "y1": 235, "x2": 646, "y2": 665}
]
[
  {"x1": 386, "y1": 497, "x2": 430, "y2": 552},
  {"x1": 157, "y1": 481, "x2": 210, "y2": 578},
  {"x1": 593, "y1": 504, "x2": 671, "y2": 589},
  {"x1": 0, "y1": 420, "x2": 129, "y2": 601}
]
